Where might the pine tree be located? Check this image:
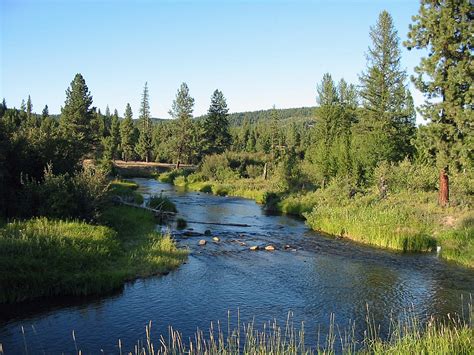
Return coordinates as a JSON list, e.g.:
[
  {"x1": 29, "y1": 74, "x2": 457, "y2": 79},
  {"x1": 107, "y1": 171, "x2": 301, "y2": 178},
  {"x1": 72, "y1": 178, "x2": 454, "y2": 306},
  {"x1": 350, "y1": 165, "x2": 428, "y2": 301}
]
[
  {"x1": 59, "y1": 73, "x2": 94, "y2": 159},
  {"x1": 120, "y1": 103, "x2": 135, "y2": 161},
  {"x1": 357, "y1": 11, "x2": 415, "y2": 167},
  {"x1": 135, "y1": 82, "x2": 153, "y2": 162},
  {"x1": 26, "y1": 95, "x2": 33, "y2": 120},
  {"x1": 42, "y1": 105, "x2": 49, "y2": 119},
  {"x1": 203, "y1": 89, "x2": 231, "y2": 155},
  {"x1": 307, "y1": 73, "x2": 343, "y2": 186},
  {"x1": 0, "y1": 99, "x2": 7, "y2": 118},
  {"x1": 110, "y1": 109, "x2": 121, "y2": 160},
  {"x1": 169, "y1": 82, "x2": 195, "y2": 167},
  {"x1": 405, "y1": 0, "x2": 473, "y2": 206}
]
